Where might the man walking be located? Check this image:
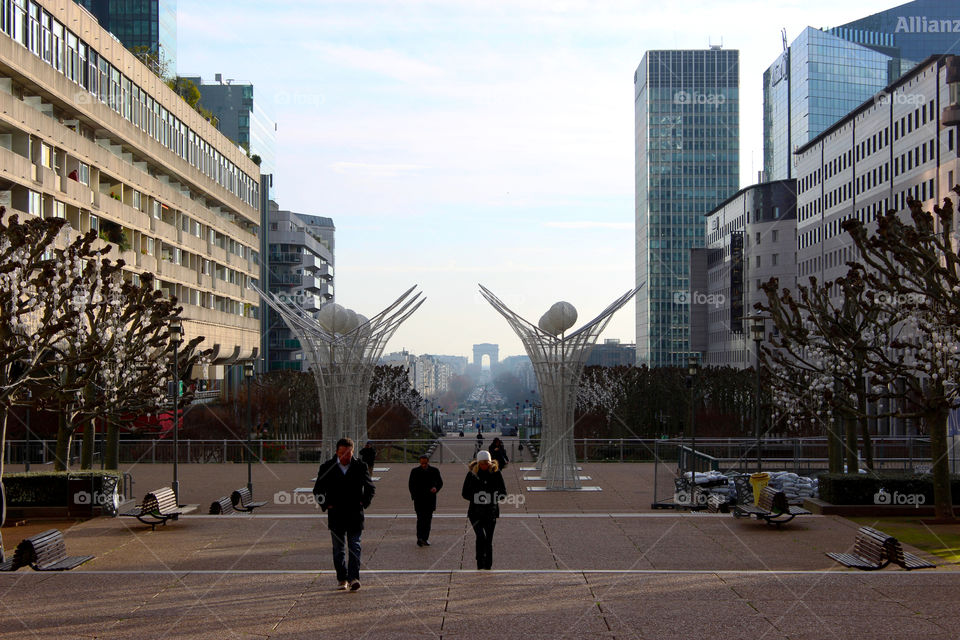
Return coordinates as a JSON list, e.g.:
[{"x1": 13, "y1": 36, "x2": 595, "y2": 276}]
[
  {"x1": 408, "y1": 454, "x2": 443, "y2": 546},
  {"x1": 313, "y1": 437, "x2": 375, "y2": 591}
]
